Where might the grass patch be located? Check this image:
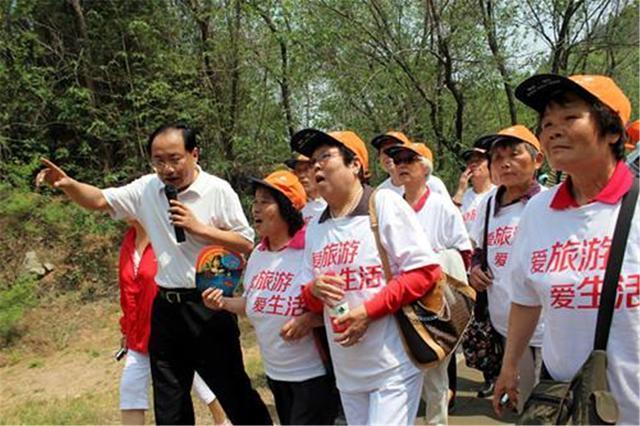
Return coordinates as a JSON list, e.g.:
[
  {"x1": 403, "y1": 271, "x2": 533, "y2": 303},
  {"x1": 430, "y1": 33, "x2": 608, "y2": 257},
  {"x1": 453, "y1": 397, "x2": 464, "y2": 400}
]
[
  {"x1": 0, "y1": 391, "x2": 119, "y2": 425},
  {"x1": 0, "y1": 274, "x2": 38, "y2": 346}
]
